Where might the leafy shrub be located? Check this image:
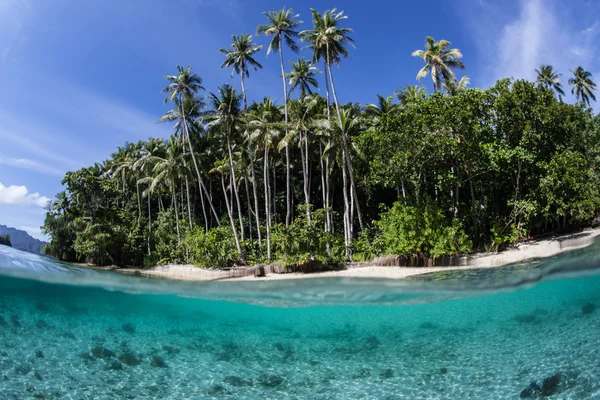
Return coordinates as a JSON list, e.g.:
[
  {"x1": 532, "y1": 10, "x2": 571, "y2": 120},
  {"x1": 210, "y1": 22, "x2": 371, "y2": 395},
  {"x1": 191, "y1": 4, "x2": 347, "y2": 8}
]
[
  {"x1": 271, "y1": 208, "x2": 344, "y2": 266},
  {"x1": 373, "y1": 200, "x2": 472, "y2": 258},
  {"x1": 184, "y1": 226, "x2": 238, "y2": 269},
  {"x1": 148, "y1": 210, "x2": 183, "y2": 265}
]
